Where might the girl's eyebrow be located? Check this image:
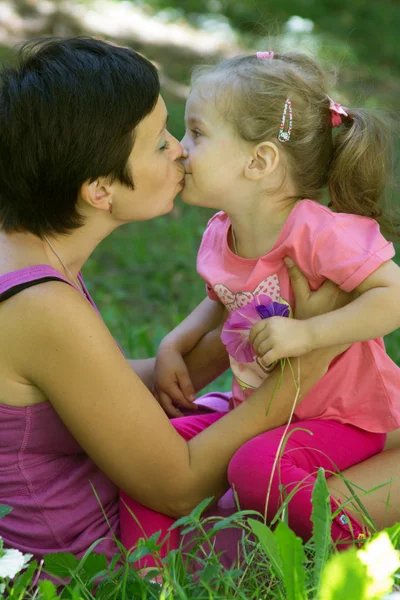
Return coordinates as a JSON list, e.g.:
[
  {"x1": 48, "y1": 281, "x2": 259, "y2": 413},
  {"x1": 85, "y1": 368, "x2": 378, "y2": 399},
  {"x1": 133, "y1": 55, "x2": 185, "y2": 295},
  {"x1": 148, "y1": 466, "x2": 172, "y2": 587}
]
[{"x1": 186, "y1": 116, "x2": 208, "y2": 126}]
